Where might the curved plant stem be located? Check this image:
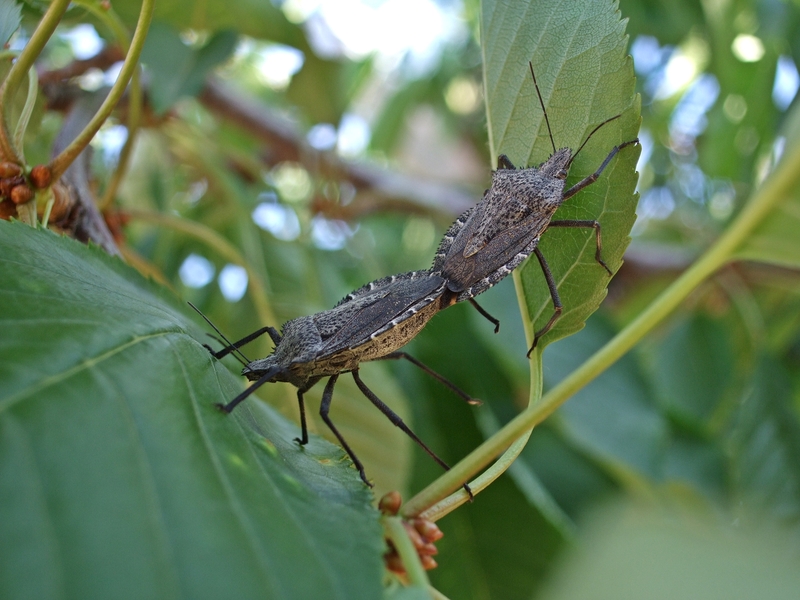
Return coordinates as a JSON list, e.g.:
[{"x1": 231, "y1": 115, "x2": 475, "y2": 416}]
[
  {"x1": 72, "y1": 0, "x2": 143, "y2": 211},
  {"x1": 47, "y1": 0, "x2": 154, "y2": 182},
  {"x1": 428, "y1": 586, "x2": 452, "y2": 600},
  {"x1": 383, "y1": 517, "x2": 430, "y2": 589},
  {"x1": 414, "y1": 352, "x2": 542, "y2": 522},
  {"x1": 97, "y1": 69, "x2": 140, "y2": 210},
  {"x1": 12, "y1": 68, "x2": 38, "y2": 163},
  {"x1": 74, "y1": 0, "x2": 130, "y2": 47},
  {"x1": 402, "y1": 138, "x2": 800, "y2": 518},
  {"x1": 0, "y1": 0, "x2": 71, "y2": 162},
  {"x1": 124, "y1": 208, "x2": 276, "y2": 328}
]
